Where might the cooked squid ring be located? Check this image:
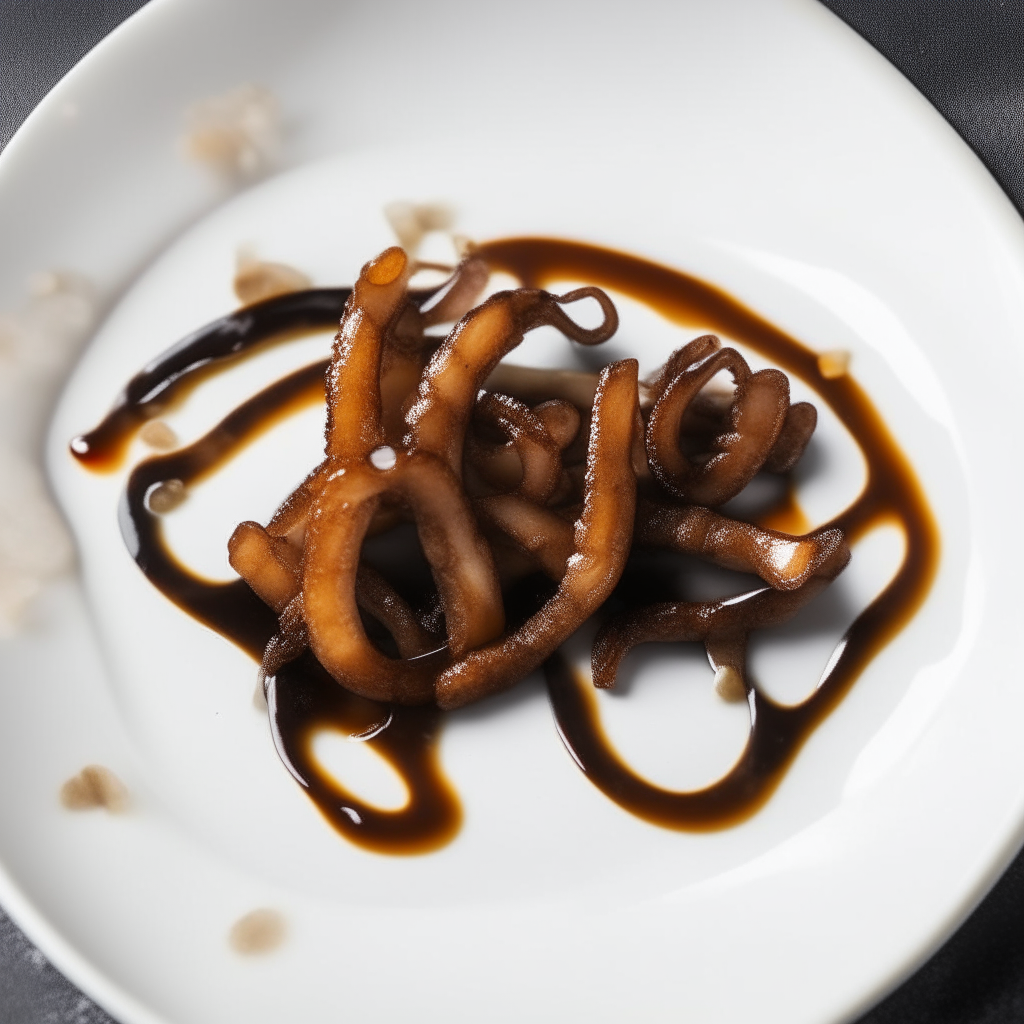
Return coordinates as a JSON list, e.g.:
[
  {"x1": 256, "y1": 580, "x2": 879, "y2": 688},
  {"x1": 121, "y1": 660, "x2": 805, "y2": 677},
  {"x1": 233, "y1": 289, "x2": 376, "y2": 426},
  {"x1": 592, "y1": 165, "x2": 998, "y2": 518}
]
[
  {"x1": 383, "y1": 256, "x2": 491, "y2": 441},
  {"x1": 642, "y1": 334, "x2": 721, "y2": 405},
  {"x1": 302, "y1": 452, "x2": 502, "y2": 703},
  {"x1": 227, "y1": 520, "x2": 299, "y2": 613},
  {"x1": 466, "y1": 392, "x2": 564, "y2": 503},
  {"x1": 533, "y1": 399, "x2": 580, "y2": 449},
  {"x1": 228, "y1": 461, "x2": 402, "y2": 614},
  {"x1": 418, "y1": 255, "x2": 491, "y2": 327},
  {"x1": 435, "y1": 359, "x2": 640, "y2": 710},
  {"x1": 646, "y1": 343, "x2": 789, "y2": 506},
  {"x1": 473, "y1": 494, "x2": 575, "y2": 580},
  {"x1": 644, "y1": 335, "x2": 816, "y2": 482},
  {"x1": 404, "y1": 286, "x2": 618, "y2": 478},
  {"x1": 354, "y1": 563, "x2": 437, "y2": 659},
  {"x1": 763, "y1": 401, "x2": 817, "y2": 473}
]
